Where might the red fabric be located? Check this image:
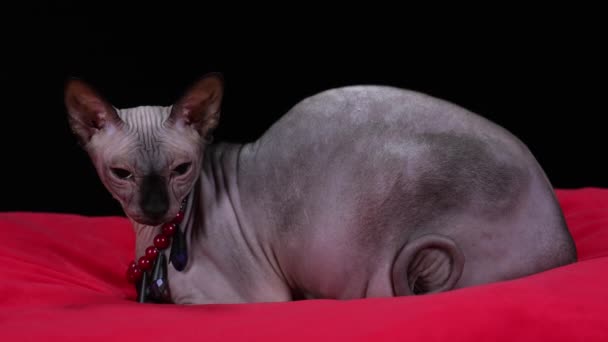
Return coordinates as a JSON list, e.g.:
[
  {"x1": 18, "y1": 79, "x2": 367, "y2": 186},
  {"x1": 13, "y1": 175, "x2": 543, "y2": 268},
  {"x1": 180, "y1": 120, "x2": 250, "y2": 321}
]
[{"x1": 1, "y1": 188, "x2": 607, "y2": 341}]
